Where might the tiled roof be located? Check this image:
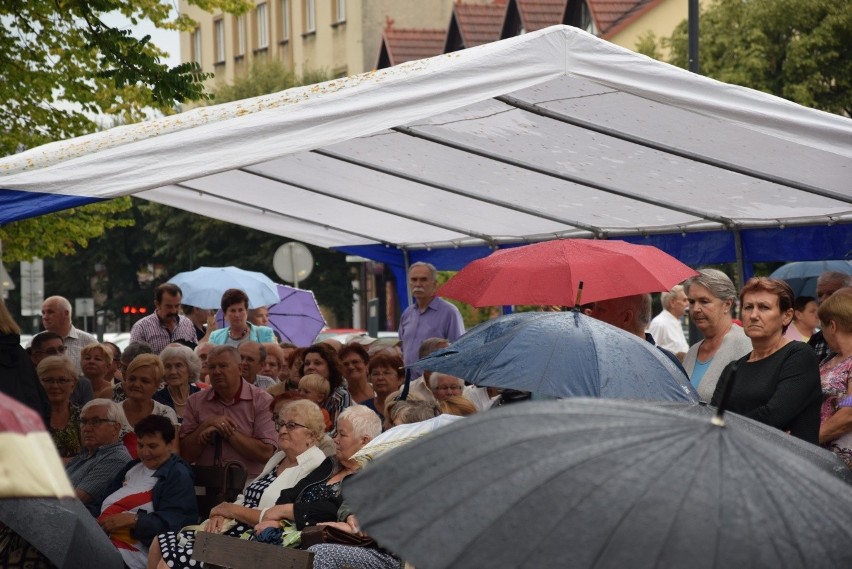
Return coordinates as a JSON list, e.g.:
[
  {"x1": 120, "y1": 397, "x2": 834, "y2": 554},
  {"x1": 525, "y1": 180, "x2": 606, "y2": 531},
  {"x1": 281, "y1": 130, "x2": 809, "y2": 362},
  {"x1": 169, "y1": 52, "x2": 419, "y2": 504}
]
[
  {"x1": 454, "y1": 0, "x2": 507, "y2": 48},
  {"x1": 517, "y1": 0, "x2": 568, "y2": 32},
  {"x1": 379, "y1": 28, "x2": 447, "y2": 66},
  {"x1": 588, "y1": 0, "x2": 658, "y2": 37}
]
